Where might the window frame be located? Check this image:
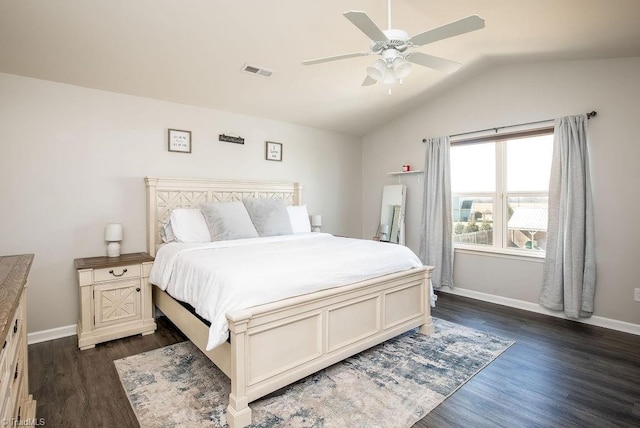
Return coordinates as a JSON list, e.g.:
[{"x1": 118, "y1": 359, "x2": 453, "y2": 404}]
[{"x1": 451, "y1": 126, "x2": 553, "y2": 259}]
